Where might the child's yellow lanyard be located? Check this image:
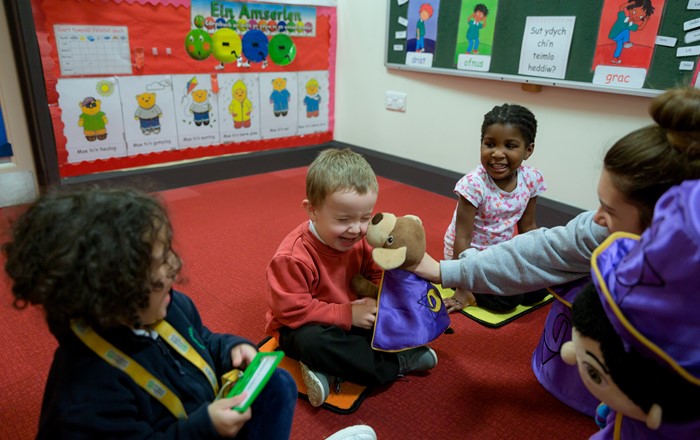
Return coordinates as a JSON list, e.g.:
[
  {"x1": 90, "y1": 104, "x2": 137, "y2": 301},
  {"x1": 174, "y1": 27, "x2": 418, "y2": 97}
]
[
  {"x1": 152, "y1": 320, "x2": 219, "y2": 395},
  {"x1": 70, "y1": 320, "x2": 220, "y2": 419}
]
